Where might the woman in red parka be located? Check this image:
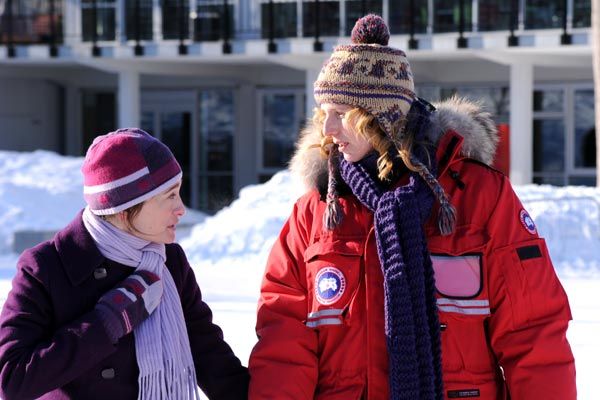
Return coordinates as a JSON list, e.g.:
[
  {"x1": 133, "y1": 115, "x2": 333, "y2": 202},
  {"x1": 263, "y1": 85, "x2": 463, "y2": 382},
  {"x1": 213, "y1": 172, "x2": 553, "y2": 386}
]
[{"x1": 248, "y1": 14, "x2": 576, "y2": 400}]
